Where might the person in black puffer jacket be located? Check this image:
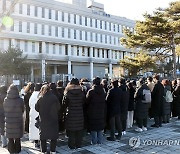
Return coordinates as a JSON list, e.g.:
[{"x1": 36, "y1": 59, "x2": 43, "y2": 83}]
[
  {"x1": 86, "y1": 77, "x2": 106, "y2": 144},
  {"x1": 62, "y1": 78, "x2": 85, "y2": 149},
  {"x1": 0, "y1": 86, "x2": 7, "y2": 148},
  {"x1": 3, "y1": 84, "x2": 24, "y2": 153}
]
